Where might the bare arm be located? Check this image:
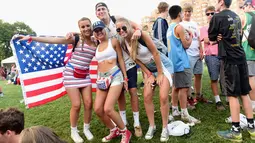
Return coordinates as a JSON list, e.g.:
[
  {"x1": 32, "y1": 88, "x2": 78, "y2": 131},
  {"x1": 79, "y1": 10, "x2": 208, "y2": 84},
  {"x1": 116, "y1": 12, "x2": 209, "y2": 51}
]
[
  {"x1": 18, "y1": 35, "x2": 74, "y2": 44},
  {"x1": 176, "y1": 25, "x2": 192, "y2": 49},
  {"x1": 112, "y1": 38, "x2": 127, "y2": 78},
  {"x1": 141, "y1": 31, "x2": 163, "y2": 75}
]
